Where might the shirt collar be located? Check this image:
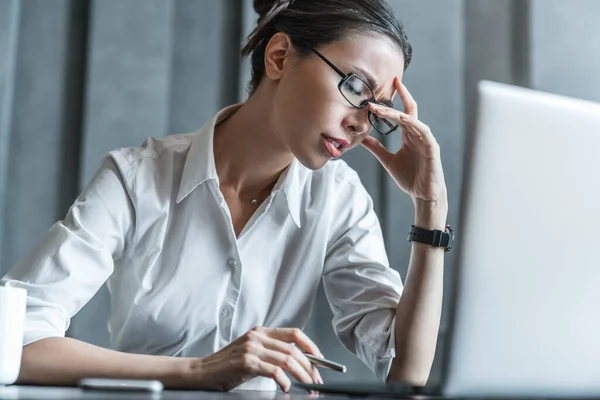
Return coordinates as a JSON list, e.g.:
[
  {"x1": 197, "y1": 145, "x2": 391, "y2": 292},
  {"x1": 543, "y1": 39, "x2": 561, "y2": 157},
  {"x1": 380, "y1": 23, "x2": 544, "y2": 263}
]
[
  {"x1": 272, "y1": 157, "x2": 302, "y2": 227},
  {"x1": 176, "y1": 104, "x2": 302, "y2": 228},
  {"x1": 176, "y1": 105, "x2": 232, "y2": 203}
]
